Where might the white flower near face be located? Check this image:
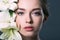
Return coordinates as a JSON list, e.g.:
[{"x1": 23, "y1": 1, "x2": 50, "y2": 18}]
[
  {"x1": 0, "y1": 10, "x2": 10, "y2": 29},
  {"x1": 8, "y1": 0, "x2": 17, "y2": 3},
  {"x1": 0, "y1": 11, "x2": 10, "y2": 21},
  {"x1": 0, "y1": 0, "x2": 22, "y2": 40},
  {"x1": 0, "y1": 12, "x2": 22, "y2": 40},
  {"x1": 9, "y1": 3, "x2": 17, "y2": 11},
  {"x1": 0, "y1": 0, "x2": 17, "y2": 11}
]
